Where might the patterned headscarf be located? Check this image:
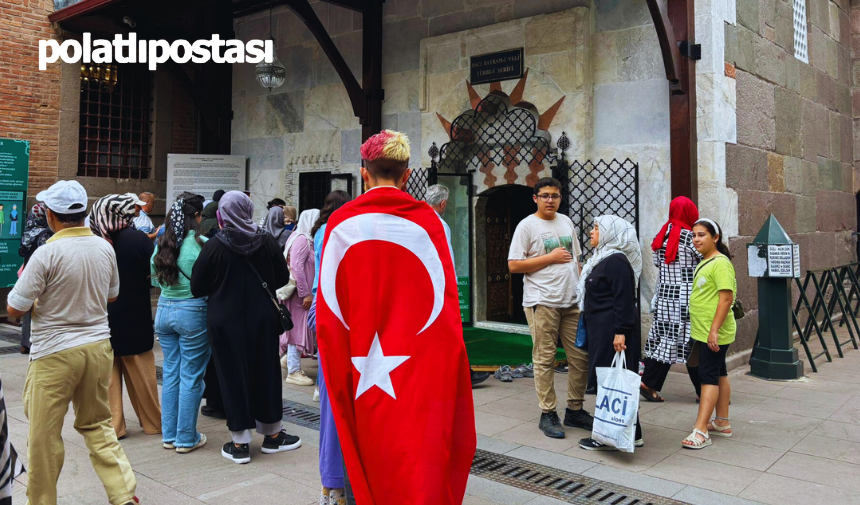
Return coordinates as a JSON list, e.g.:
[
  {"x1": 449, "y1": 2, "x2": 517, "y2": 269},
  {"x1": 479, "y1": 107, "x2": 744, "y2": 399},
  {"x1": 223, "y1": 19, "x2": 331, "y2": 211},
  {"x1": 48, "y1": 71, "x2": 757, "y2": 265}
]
[
  {"x1": 30, "y1": 203, "x2": 46, "y2": 221},
  {"x1": 577, "y1": 215, "x2": 643, "y2": 304},
  {"x1": 169, "y1": 199, "x2": 187, "y2": 248},
  {"x1": 89, "y1": 194, "x2": 137, "y2": 243}
]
